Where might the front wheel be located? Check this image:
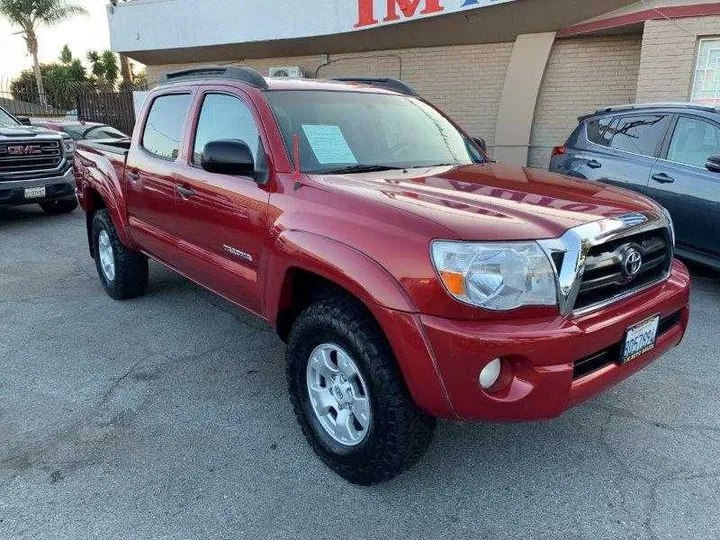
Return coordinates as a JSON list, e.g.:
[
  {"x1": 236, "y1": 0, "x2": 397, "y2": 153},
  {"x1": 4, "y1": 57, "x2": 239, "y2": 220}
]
[
  {"x1": 91, "y1": 209, "x2": 148, "y2": 300},
  {"x1": 39, "y1": 199, "x2": 78, "y2": 214},
  {"x1": 286, "y1": 294, "x2": 436, "y2": 485}
]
